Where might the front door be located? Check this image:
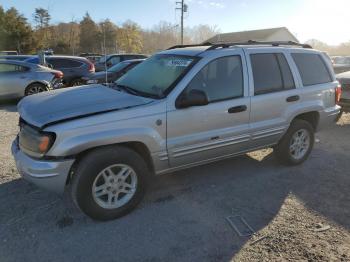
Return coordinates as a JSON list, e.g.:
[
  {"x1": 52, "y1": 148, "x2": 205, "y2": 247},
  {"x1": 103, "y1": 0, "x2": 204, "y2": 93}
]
[{"x1": 167, "y1": 54, "x2": 251, "y2": 167}]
